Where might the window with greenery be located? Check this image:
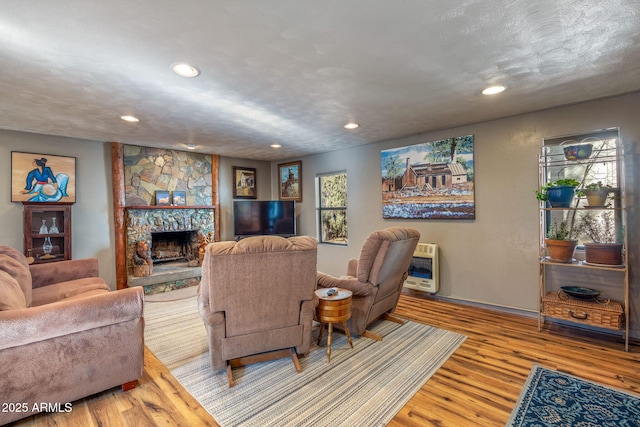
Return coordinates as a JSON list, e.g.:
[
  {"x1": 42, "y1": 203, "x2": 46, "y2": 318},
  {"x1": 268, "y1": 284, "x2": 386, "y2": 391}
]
[{"x1": 317, "y1": 171, "x2": 347, "y2": 245}]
